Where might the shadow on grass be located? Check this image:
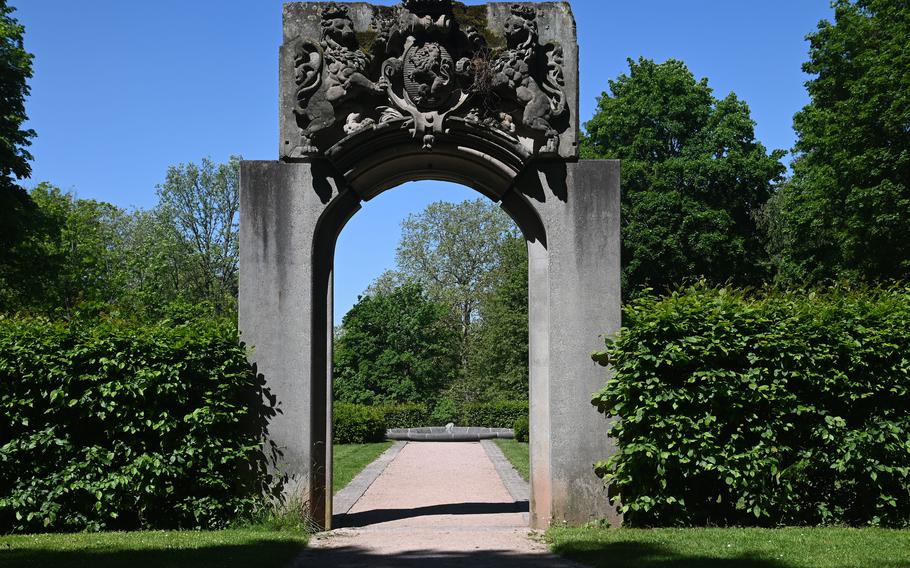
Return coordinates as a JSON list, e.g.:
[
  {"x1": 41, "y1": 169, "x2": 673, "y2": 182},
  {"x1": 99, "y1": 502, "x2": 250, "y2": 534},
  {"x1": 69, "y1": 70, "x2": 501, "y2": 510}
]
[
  {"x1": 335, "y1": 500, "x2": 529, "y2": 528},
  {"x1": 550, "y1": 540, "x2": 910, "y2": 568},
  {"x1": 0, "y1": 538, "x2": 306, "y2": 568}
]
